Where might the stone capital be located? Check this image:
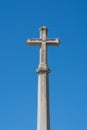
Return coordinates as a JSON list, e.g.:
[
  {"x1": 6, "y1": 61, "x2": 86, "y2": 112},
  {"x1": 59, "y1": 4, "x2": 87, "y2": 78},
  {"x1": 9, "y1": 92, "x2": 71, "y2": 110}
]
[{"x1": 36, "y1": 67, "x2": 50, "y2": 74}]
